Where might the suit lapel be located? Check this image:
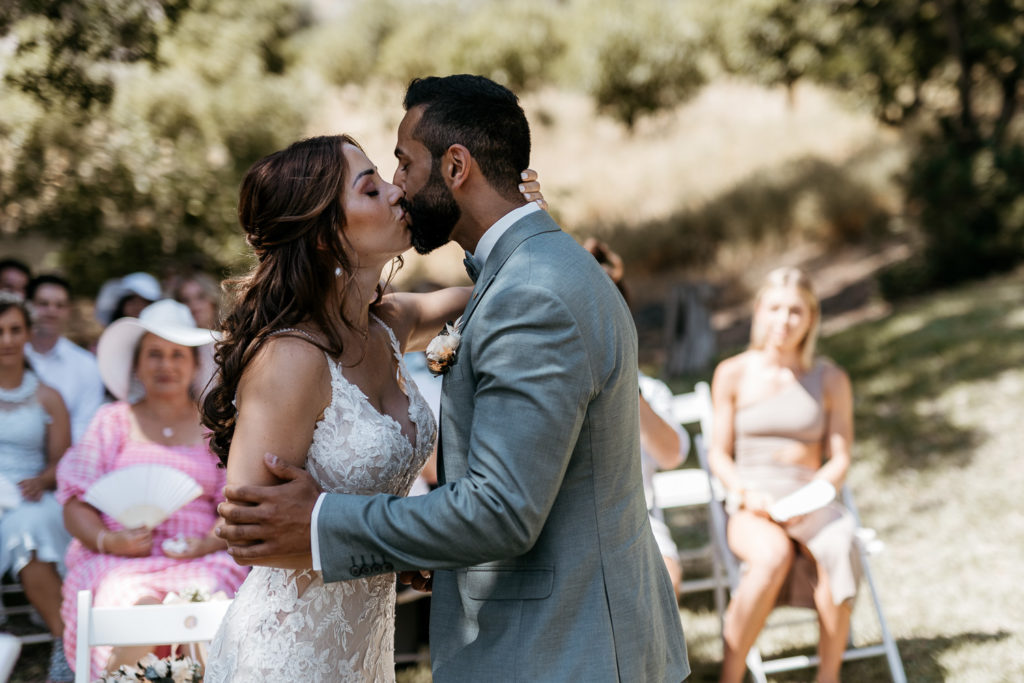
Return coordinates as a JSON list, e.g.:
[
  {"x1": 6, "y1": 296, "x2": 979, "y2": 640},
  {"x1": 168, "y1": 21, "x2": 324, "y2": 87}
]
[{"x1": 460, "y1": 211, "x2": 560, "y2": 329}]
